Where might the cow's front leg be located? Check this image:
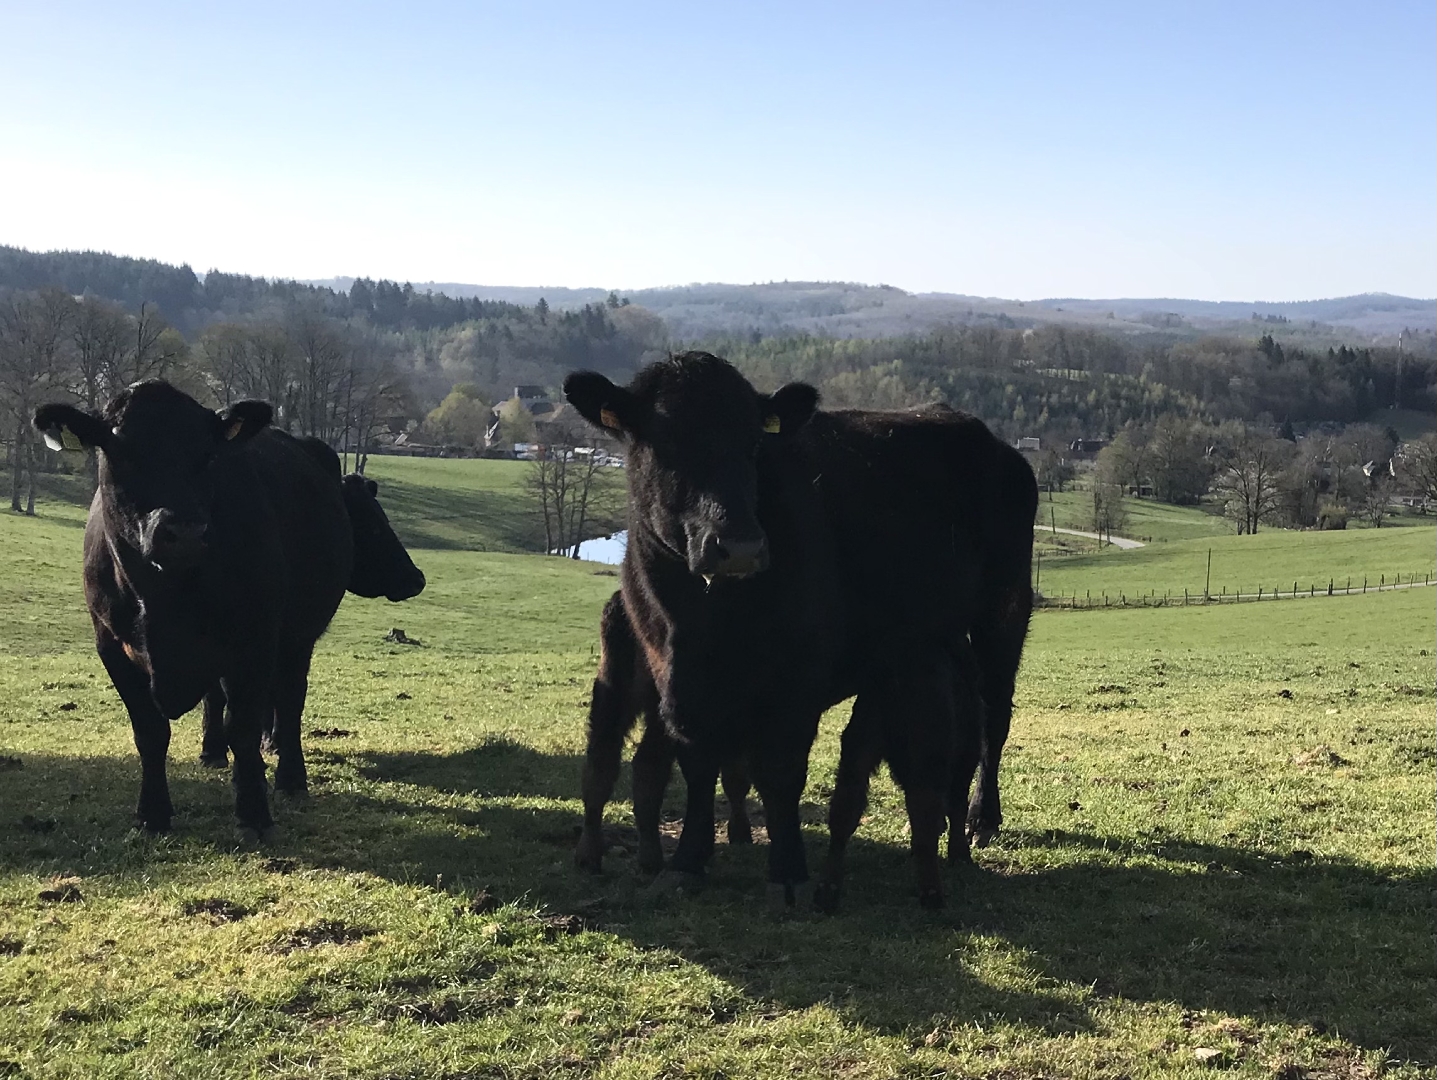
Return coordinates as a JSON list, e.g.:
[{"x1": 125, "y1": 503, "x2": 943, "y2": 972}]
[
  {"x1": 667, "y1": 744, "x2": 717, "y2": 878},
  {"x1": 97, "y1": 634, "x2": 173, "y2": 833},
  {"x1": 220, "y1": 670, "x2": 275, "y2": 840}
]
